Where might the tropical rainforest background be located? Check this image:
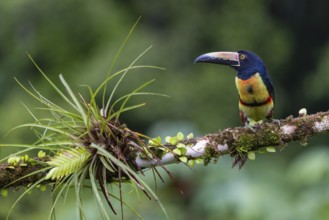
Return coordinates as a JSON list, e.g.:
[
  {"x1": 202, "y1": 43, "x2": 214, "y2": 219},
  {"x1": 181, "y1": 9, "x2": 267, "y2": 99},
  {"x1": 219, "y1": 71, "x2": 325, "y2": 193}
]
[{"x1": 1, "y1": 0, "x2": 329, "y2": 219}]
